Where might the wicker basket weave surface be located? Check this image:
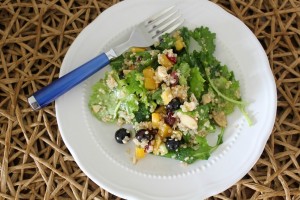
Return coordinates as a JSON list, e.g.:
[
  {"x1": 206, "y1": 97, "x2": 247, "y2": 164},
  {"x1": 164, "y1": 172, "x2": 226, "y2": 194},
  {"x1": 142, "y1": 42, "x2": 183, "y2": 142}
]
[{"x1": 0, "y1": 0, "x2": 299, "y2": 199}]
